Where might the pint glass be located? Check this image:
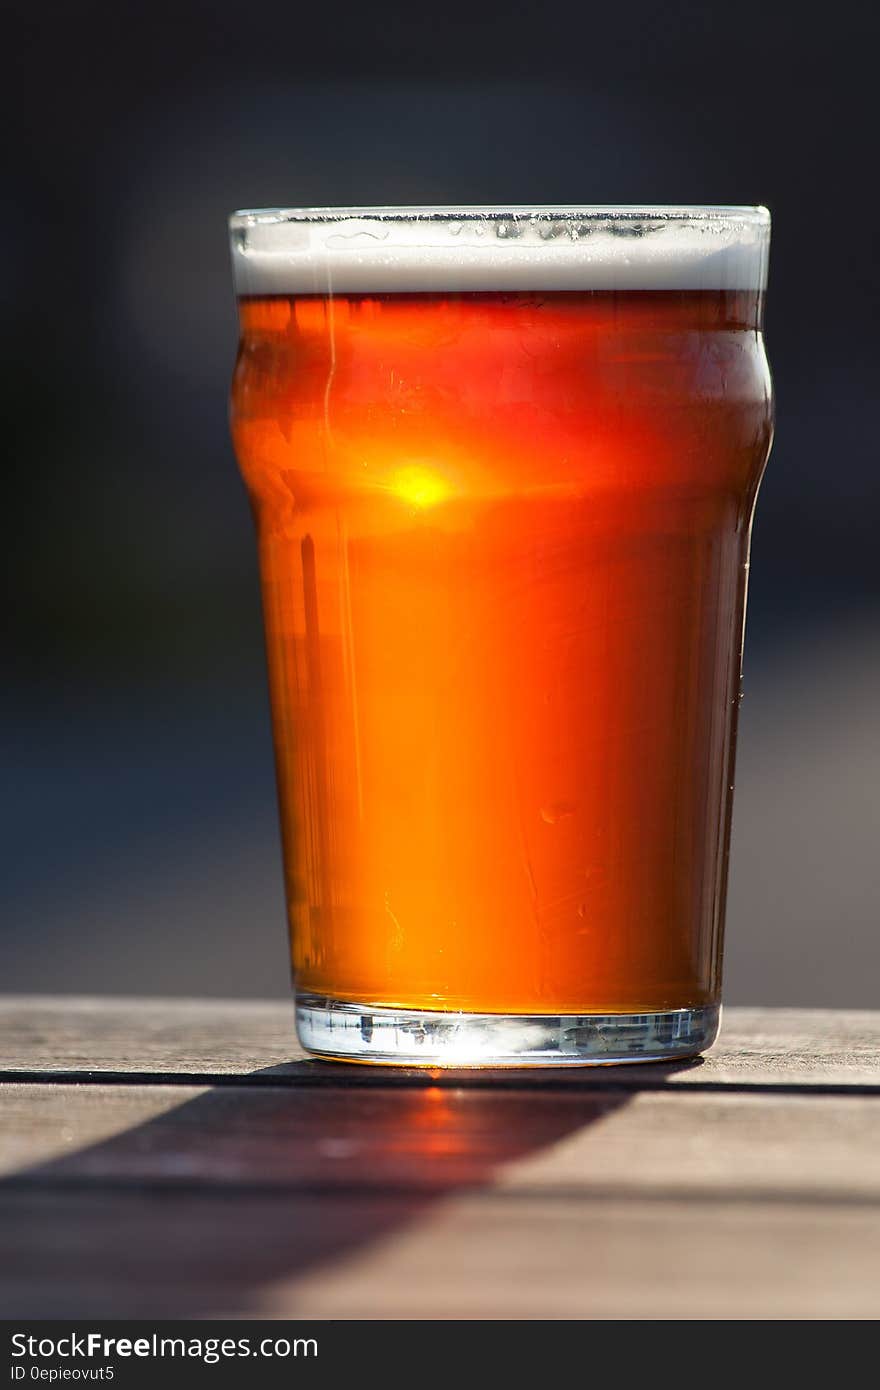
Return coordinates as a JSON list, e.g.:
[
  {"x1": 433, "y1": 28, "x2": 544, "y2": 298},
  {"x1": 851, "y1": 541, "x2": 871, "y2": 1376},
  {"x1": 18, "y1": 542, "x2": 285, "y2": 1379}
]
[{"x1": 229, "y1": 206, "x2": 773, "y2": 1065}]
